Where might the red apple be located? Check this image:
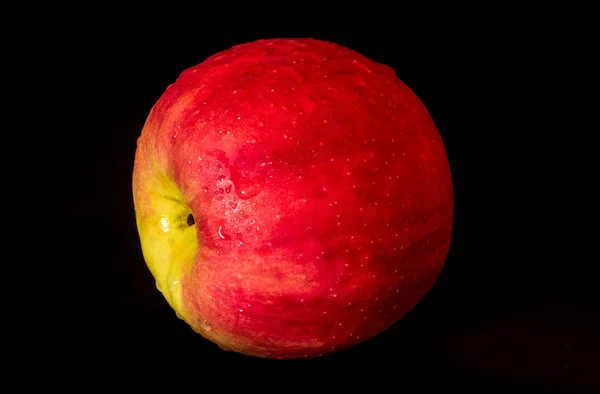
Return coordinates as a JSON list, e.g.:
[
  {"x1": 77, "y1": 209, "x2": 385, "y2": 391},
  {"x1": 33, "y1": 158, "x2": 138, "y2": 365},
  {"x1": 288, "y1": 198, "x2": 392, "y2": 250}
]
[{"x1": 132, "y1": 38, "x2": 453, "y2": 359}]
